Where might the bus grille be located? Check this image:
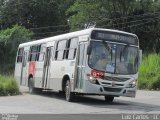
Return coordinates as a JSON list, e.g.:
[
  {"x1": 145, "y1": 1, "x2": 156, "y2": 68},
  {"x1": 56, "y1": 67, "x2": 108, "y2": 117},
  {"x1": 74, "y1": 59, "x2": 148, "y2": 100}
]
[
  {"x1": 101, "y1": 82, "x2": 124, "y2": 87},
  {"x1": 104, "y1": 76, "x2": 129, "y2": 82},
  {"x1": 103, "y1": 87, "x2": 122, "y2": 92}
]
